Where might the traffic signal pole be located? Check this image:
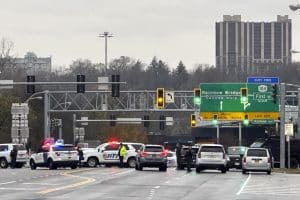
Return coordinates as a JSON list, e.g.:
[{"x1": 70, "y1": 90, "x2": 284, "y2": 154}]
[
  {"x1": 44, "y1": 90, "x2": 50, "y2": 139},
  {"x1": 280, "y1": 83, "x2": 286, "y2": 168}
]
